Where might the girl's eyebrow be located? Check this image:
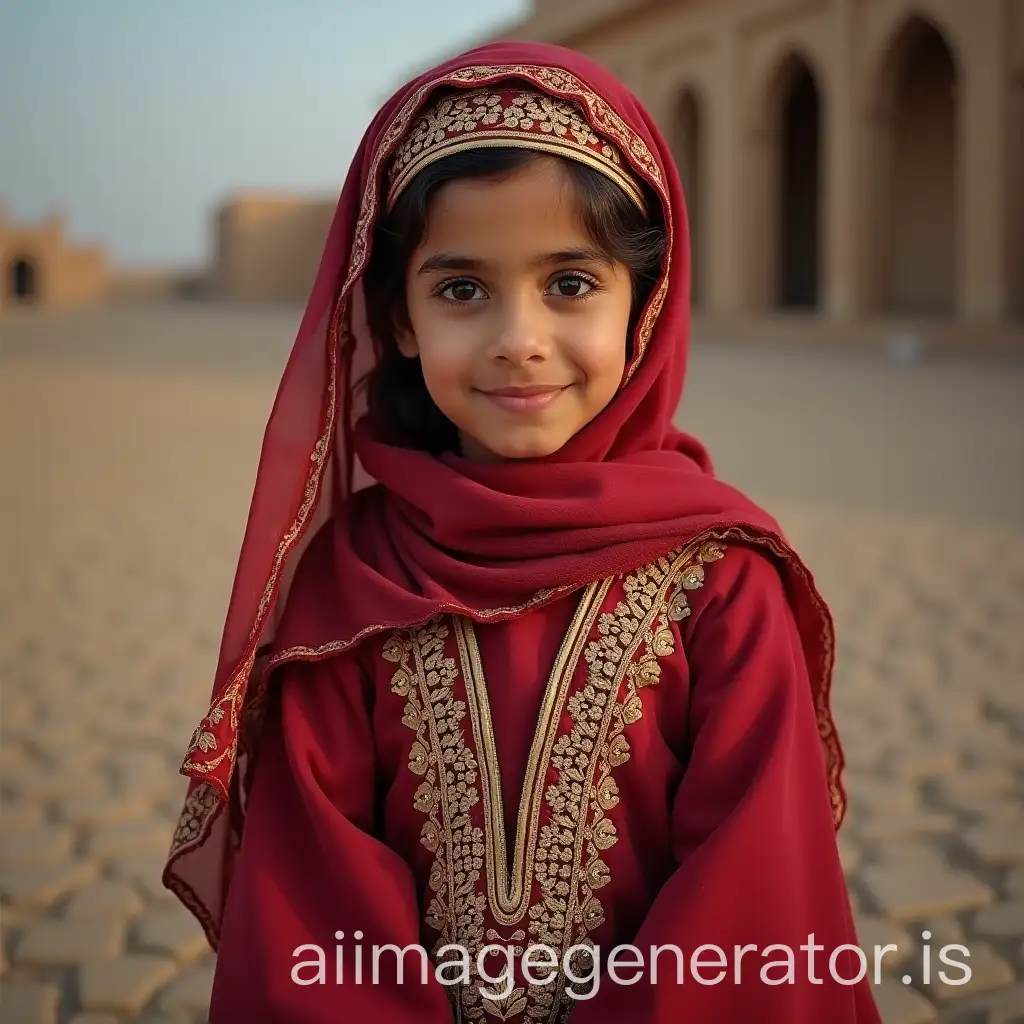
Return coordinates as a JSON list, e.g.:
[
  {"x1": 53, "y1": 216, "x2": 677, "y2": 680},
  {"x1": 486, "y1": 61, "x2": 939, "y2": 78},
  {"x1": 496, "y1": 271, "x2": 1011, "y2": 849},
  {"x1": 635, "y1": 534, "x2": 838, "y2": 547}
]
[{"x1": 417, "y1": 247, "x2": 612, "y2": 275}]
